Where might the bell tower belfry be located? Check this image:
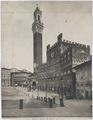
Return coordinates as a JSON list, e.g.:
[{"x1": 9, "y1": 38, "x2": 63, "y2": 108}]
[{"x1": 32, "y1": 5, "x2": 43, "y2": 71}]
